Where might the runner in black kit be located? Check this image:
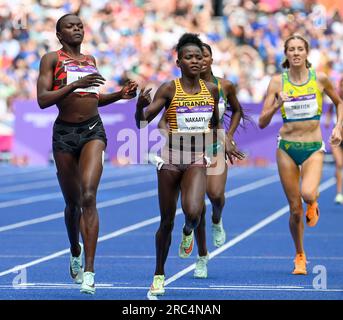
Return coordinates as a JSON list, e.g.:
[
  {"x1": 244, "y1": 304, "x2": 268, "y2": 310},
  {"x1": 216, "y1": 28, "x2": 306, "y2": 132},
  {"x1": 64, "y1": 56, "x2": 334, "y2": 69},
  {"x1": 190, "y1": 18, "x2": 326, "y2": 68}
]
[{"x1": 37, "y1": 13, "x2": 138, "y2": 294}]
